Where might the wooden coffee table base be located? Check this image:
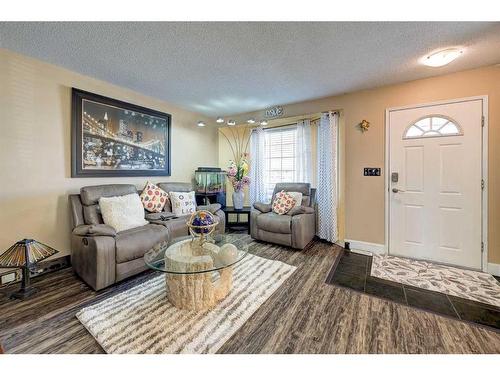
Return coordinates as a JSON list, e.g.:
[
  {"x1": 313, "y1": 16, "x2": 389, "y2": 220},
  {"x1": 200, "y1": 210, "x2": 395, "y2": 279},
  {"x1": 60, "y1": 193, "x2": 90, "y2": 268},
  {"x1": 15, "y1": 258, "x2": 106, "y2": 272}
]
[{"x1": 165, "y1": 268, "x2": 233, "y2": 310}]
